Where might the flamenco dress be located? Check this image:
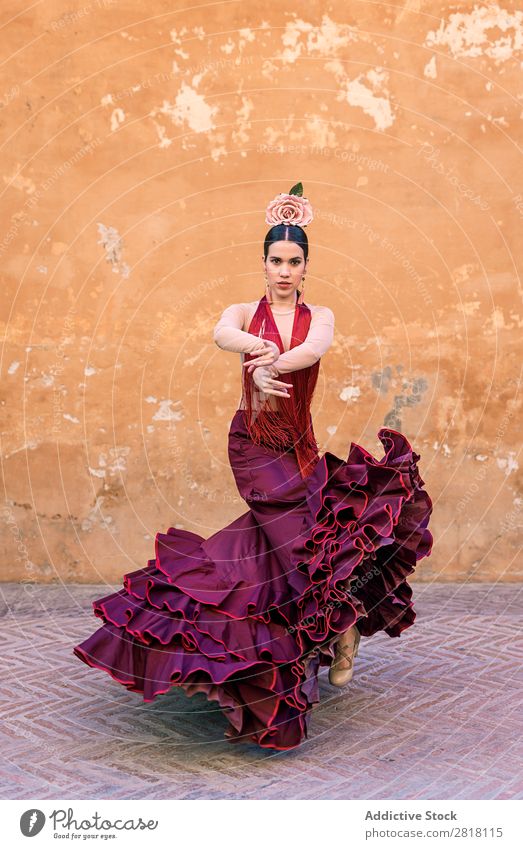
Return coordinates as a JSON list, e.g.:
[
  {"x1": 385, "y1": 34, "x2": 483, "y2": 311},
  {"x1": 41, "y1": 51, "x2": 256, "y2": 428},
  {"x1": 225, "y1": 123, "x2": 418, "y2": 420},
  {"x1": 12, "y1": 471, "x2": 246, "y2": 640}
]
[{"x1": 73, "y1": 294, "x2": 433, "y2": 750}]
